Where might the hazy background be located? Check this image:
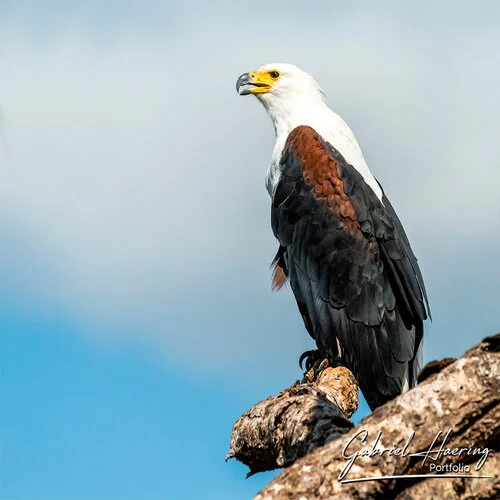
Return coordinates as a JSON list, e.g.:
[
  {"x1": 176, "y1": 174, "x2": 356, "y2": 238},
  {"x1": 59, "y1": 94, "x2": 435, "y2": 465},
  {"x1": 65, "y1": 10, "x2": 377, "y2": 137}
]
[{"x1": 1, "y1": 1, "x2": 499, "y2": 499}]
